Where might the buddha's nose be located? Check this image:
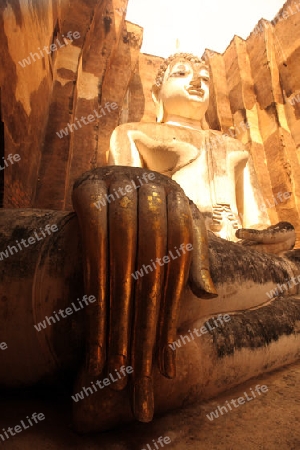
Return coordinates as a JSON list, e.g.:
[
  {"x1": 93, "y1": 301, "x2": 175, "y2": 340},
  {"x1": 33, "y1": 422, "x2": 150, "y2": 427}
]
[{"x1": 189, "y1": 74, "x2": 201, "y2": 87}]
